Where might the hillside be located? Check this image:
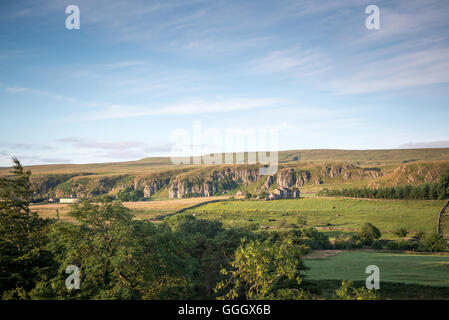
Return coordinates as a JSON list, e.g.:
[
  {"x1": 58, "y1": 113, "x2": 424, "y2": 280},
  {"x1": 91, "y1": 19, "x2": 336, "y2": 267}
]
[
  {"x1": 1, "y1": 148, "x2": 449, "y2": 201},
  {"x1": 278, "y1": 148, "x2": 449, "y2": 165}
]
